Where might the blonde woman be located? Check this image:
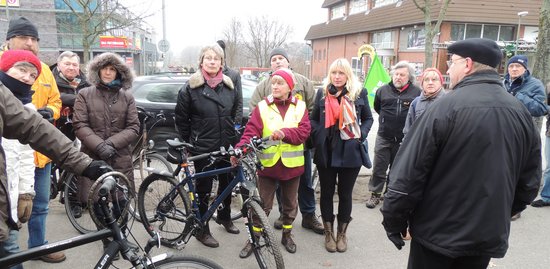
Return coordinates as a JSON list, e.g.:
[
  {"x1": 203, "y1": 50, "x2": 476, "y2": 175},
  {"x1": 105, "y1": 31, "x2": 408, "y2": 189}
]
[{"x1": 310, "y1": 58, "x2": 373, "y2": 253}]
